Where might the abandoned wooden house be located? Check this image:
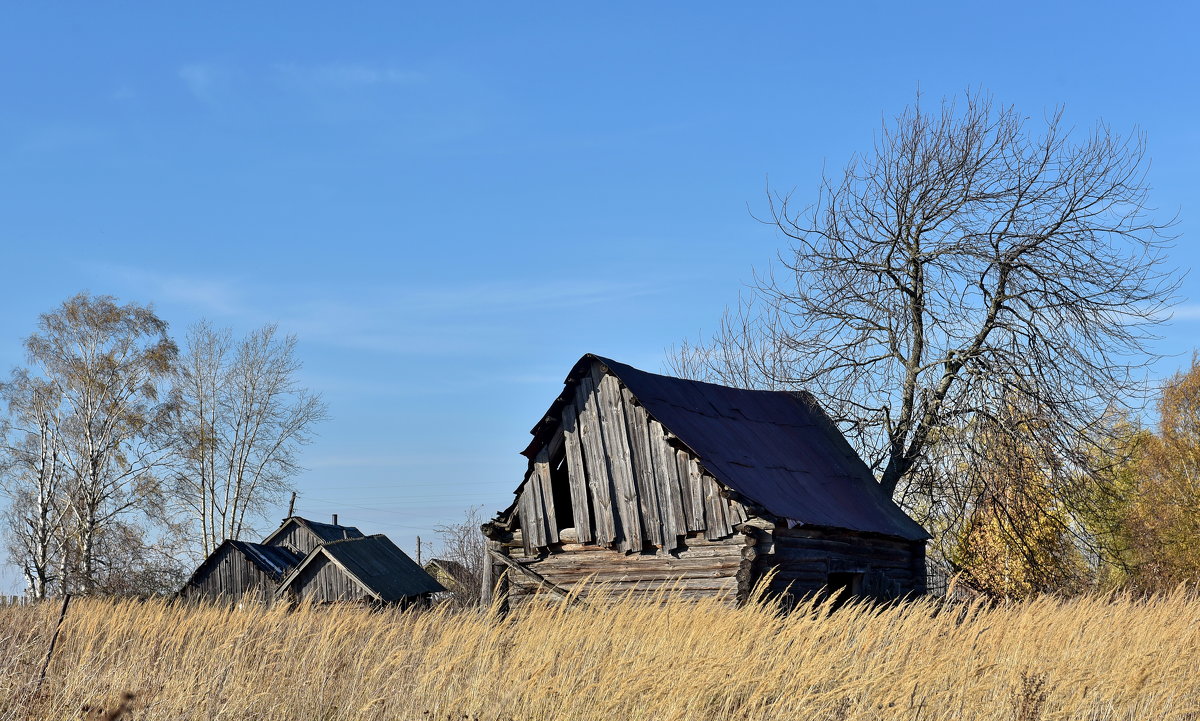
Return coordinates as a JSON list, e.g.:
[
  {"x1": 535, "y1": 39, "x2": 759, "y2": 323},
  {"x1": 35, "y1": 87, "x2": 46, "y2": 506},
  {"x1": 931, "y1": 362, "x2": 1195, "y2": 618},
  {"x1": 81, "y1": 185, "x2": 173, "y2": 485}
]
[
  {"x1": 275, "y1": 534, "x2": 445, "y2": 607},
  {"x1": 179, "y1": 540, "x2": 303, "y2": 605},
  {"x1": 481, "y1": 354, "x2": 929, "y2": 609},
  {"x1": 261, "y1": 515, "x2": 364, "y2": 555}
]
